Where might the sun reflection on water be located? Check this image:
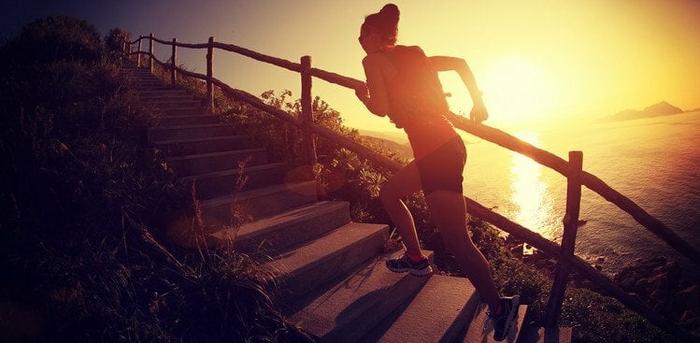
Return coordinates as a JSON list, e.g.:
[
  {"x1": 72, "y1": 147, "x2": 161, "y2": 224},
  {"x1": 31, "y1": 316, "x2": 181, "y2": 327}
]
[{"x1": 510, "y1": 132, "x2": 554, "y2": 254}]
